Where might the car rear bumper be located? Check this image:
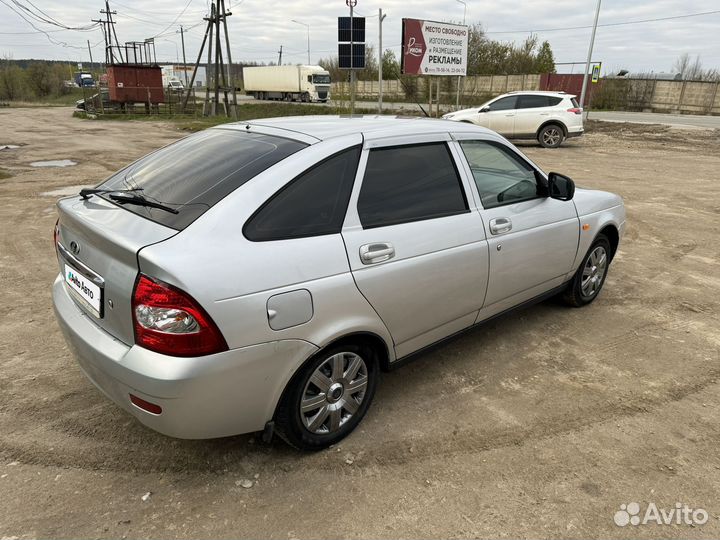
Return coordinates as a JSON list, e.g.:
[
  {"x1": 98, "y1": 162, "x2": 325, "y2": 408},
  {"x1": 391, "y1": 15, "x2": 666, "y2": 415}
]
[
  {"x1": 566, "y1": 125, "x2": 584, "y2": 138},
  {"x1": 52, "y1": 275, "x2": 318, "y2": 439}
]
